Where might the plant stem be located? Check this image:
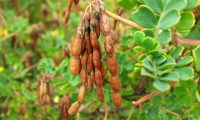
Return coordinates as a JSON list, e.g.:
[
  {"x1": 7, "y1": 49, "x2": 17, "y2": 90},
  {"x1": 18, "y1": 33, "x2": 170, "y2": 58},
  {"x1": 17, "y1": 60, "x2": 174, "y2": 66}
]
[
  {"x1": 104, "y1": 10, "x2": 144, "y2": 30},
  {"x1": 175, "y1": 37, "x2": 200, "y2": 46}
]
